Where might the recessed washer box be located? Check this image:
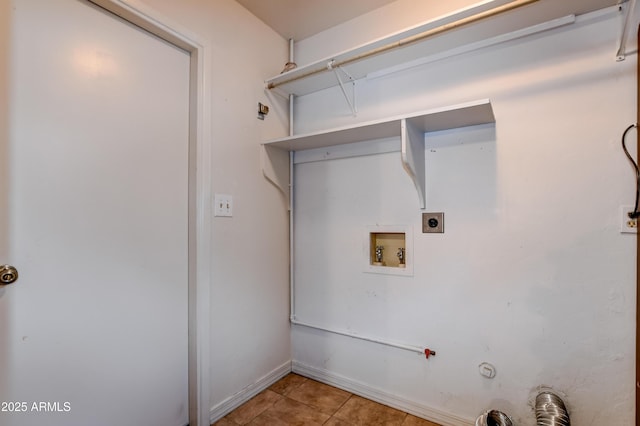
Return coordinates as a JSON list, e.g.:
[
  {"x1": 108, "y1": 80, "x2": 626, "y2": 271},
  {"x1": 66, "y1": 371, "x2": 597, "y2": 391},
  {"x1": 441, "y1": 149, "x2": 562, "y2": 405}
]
[{"x1": 364, "y1": 225, "x2": 413, "y2": 276}]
